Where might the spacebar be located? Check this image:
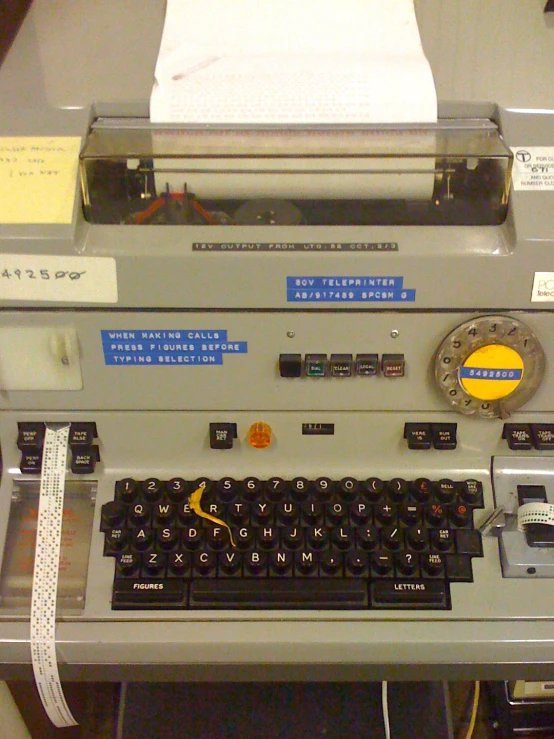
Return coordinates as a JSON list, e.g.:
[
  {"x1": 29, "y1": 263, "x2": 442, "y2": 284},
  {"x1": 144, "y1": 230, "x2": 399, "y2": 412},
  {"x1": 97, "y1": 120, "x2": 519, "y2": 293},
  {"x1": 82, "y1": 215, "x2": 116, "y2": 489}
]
[{"x1": 190, "y1": 579, "x2": 368, "y2": 609}]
